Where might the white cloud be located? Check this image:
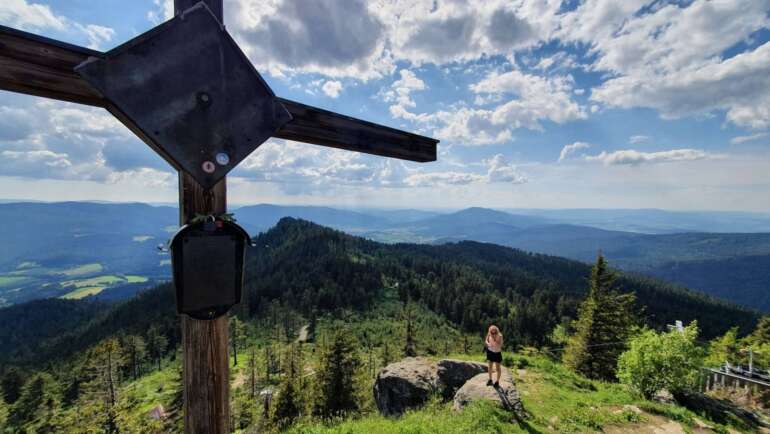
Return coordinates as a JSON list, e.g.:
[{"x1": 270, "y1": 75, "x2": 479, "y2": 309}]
[
  {"x1": 485, "y1": 154, "x2": 527, "y2": 184},
  {"x1": 558, "y1": 142, "x2": 591, "y2": 162},
  {"x1": 730, "y1": 132, "x2": 769, "y2": 145},
  {"x1": 585, "y1": 149, "x2": 717, "y2": 166},
  {"x1": 74, "y1": 23, "x2": 115, "y2": 50},
  {"x1": 321, "y1": 80, "x2": 343, "y2": 98},
  {"x1": 0, "y1": 0, "x2": 66, "y2": 31},
  {"x1": 227, "y1": 0, "x2": 392, "y2": 80},
  {"x1": 385, "y1": 69, "x2": 427, "y2": 118},
  {"x1": 628, "y1": 135, "x2": 650, "y2": 145},
  {"x1": 1, "y1": 0, "x2": 115, "y2": 50},
  {"x1": 568, "y1": 0, "x2": 770, "y2": 130},
  {"x1": 147, "y1": 0, "x2": 173, "y2": 24}
]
